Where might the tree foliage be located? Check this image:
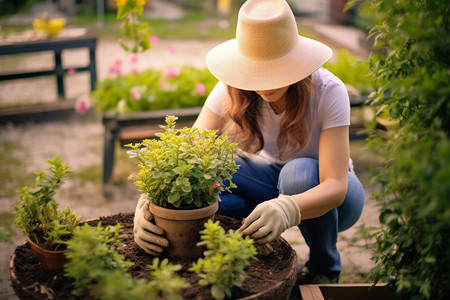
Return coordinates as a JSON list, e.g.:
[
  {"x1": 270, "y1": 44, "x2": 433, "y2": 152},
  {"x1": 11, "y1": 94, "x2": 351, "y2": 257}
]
[{"x1": 358, "y1": 0, "x2": 450, "y2": 298}]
